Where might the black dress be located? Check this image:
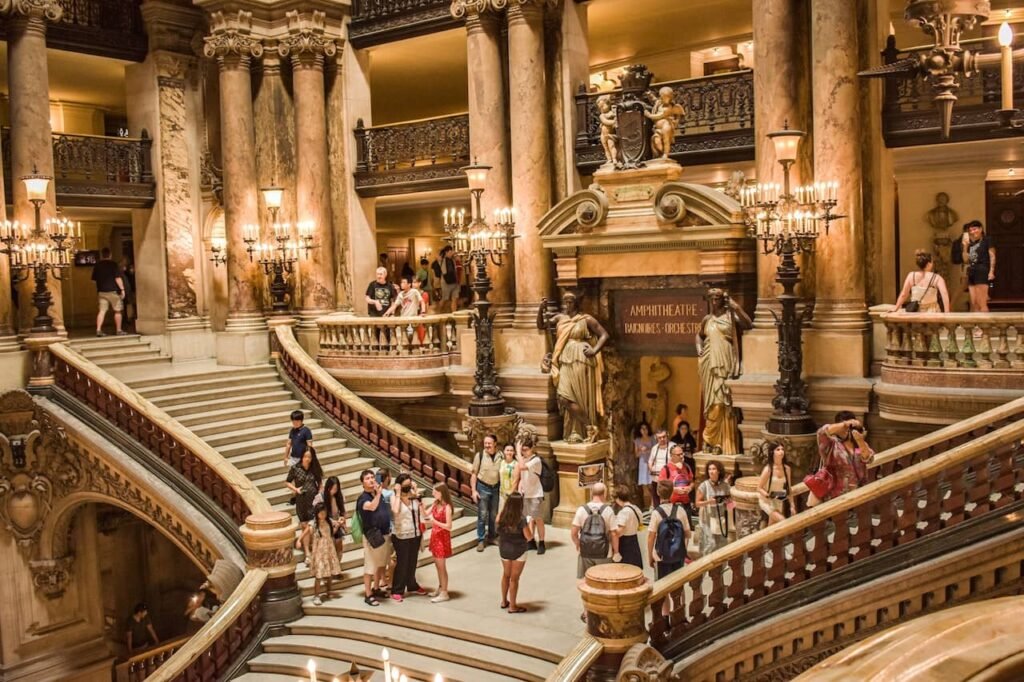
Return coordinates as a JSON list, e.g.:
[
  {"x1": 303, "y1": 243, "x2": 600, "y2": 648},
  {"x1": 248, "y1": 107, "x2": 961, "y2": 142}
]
[{"x1": 287, "y1": 464, "x2": 319, "y2": 523}]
